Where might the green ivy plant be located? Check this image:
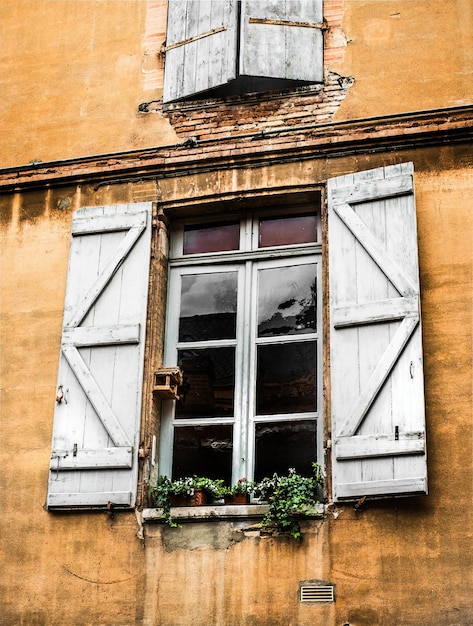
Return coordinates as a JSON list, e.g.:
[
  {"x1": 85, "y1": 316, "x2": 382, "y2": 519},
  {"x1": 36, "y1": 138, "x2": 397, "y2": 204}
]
[
  {"x1": 255, "y1": 464, "x2": 324, "y2": 539},
  {"x1": 149, "y1": 466, "x2": 323, "y2": 536}
]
